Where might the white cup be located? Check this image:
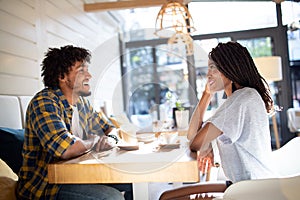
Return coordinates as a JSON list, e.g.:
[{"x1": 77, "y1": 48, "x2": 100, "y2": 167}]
[
  {"x1": 159, "y1": 132, "x2": 178, "y2": 144},
  {"x1": 152, "y1": 120, "x2": 163, "y2": 132},
  {"x1": 119, "y1": 124, "x2": 138, "y2": 144}
]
